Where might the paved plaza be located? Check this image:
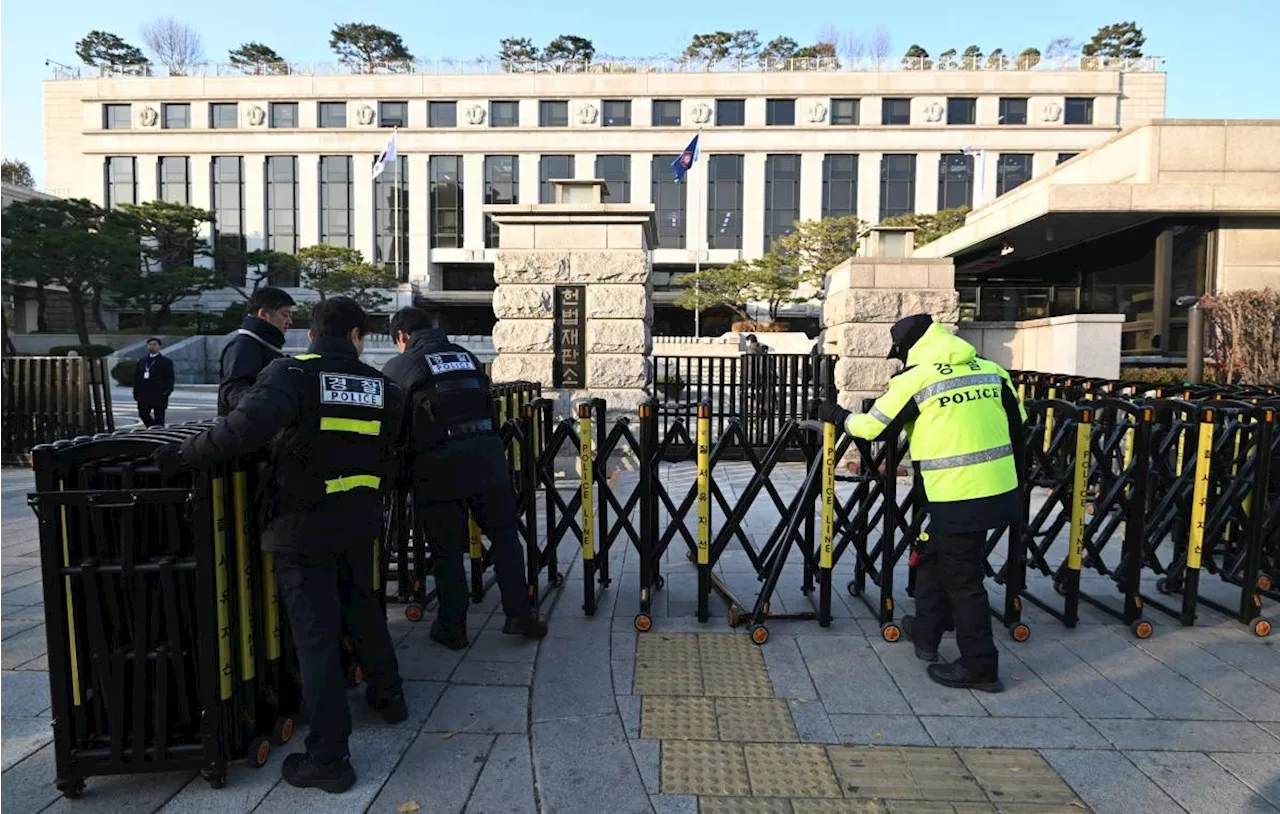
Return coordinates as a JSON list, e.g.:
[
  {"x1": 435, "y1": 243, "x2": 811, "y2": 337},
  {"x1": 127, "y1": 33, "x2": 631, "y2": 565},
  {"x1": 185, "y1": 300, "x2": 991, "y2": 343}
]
[{"x1": 3, "y1": 463, "x2": 1280, "y2": 813}]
